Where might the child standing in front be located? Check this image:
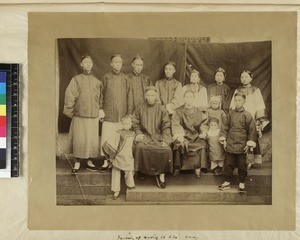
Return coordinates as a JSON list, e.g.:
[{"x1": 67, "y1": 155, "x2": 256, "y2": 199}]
[
  {"x1": 218, "y1": 92, "x2": 257, "y2": 193},
  {"x1": 102, "y1": 115, "x2": 135, "y2": 200},
  {"x1": 207, "y1": 95, "x2": 227, "y2": 128},
  {"x1": 206, "y1": 117, "x2": 225, "y2": 176}
]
